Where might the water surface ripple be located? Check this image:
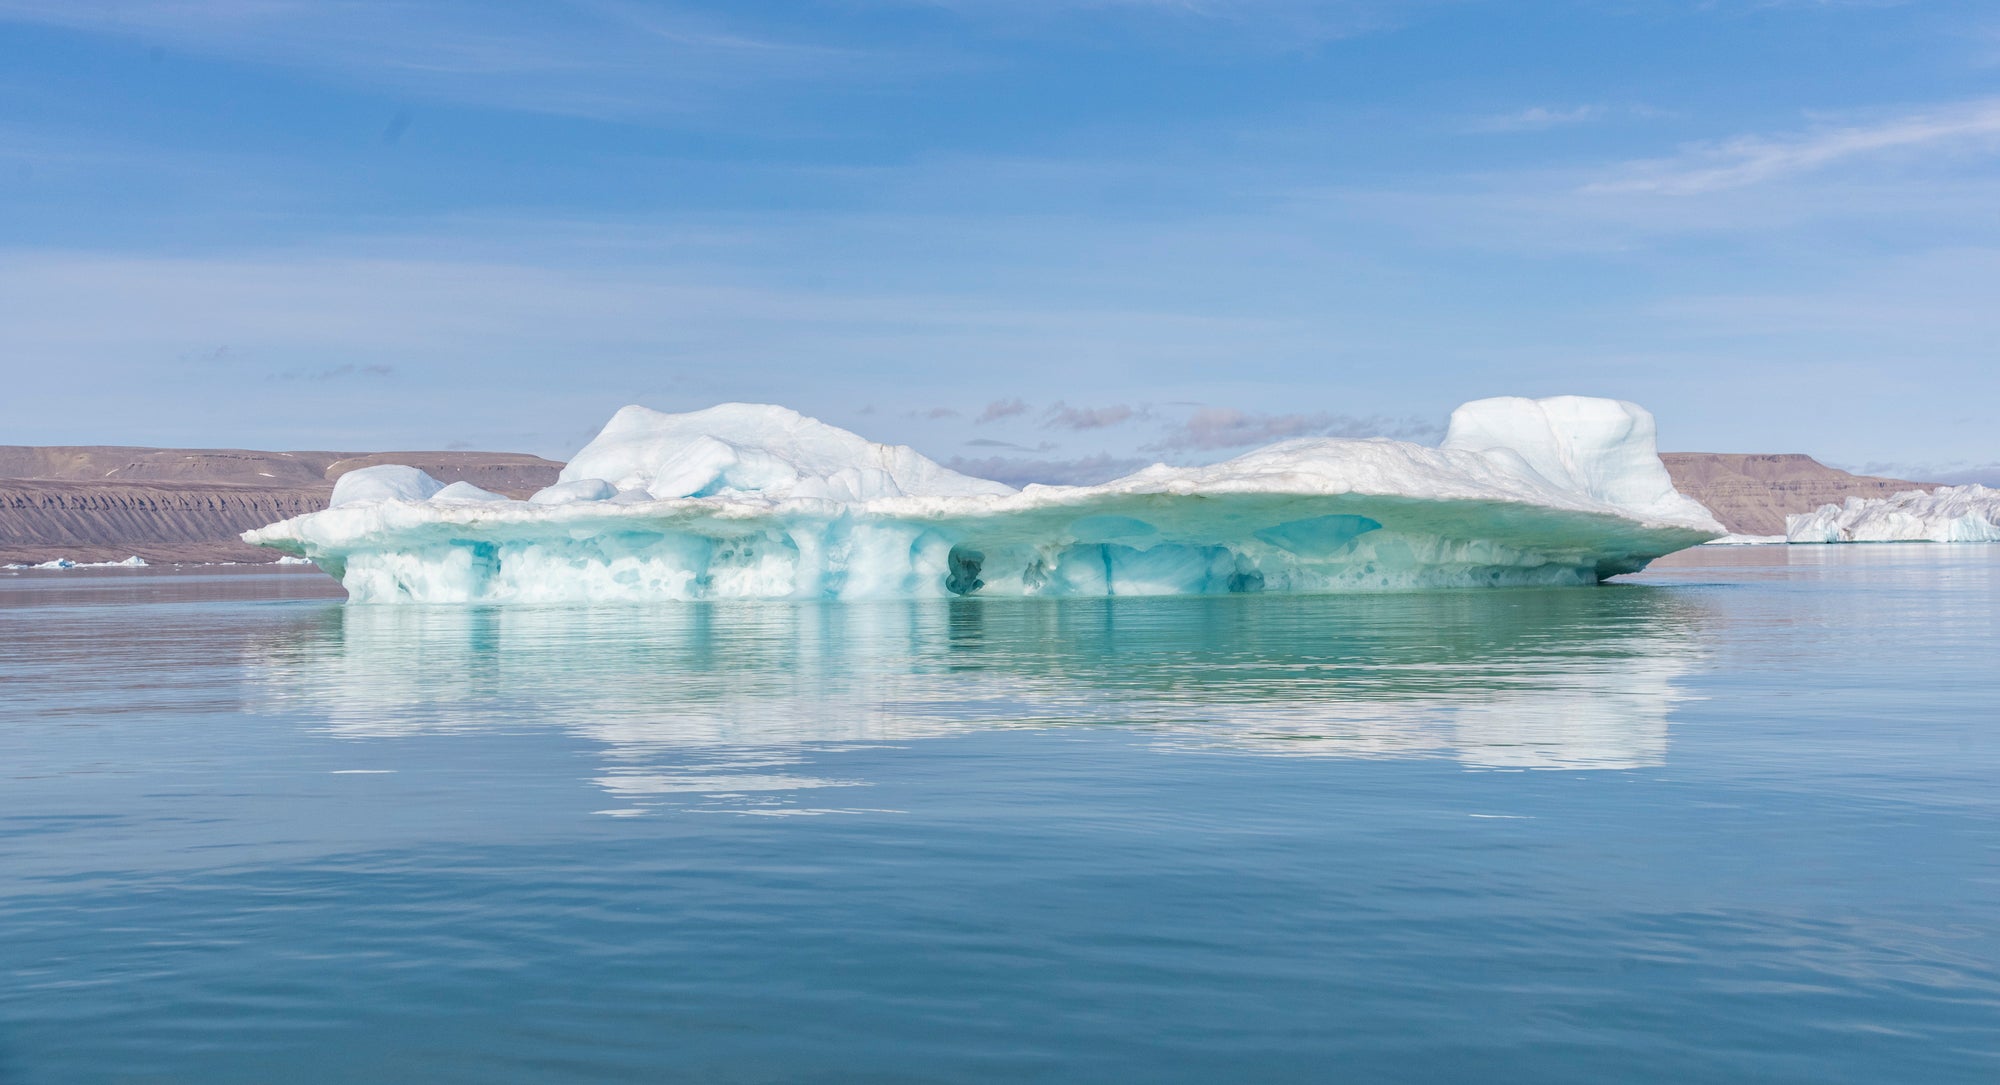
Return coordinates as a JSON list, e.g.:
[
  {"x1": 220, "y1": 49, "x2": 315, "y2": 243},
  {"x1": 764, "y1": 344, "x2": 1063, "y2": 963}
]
[{"x1": 2, "y1": 546, "x2": 1996, "y2": 1082}]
